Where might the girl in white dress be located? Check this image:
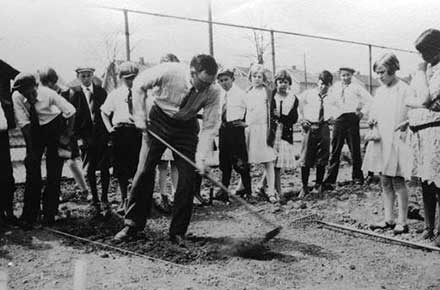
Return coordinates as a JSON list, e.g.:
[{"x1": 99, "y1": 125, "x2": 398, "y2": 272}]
[
  {"x1": 368, "y1": 53, "x2": 411, "y2": 235},
  {"x1": 245, "y1": 64, "x2": 277, "y2": 202}
]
